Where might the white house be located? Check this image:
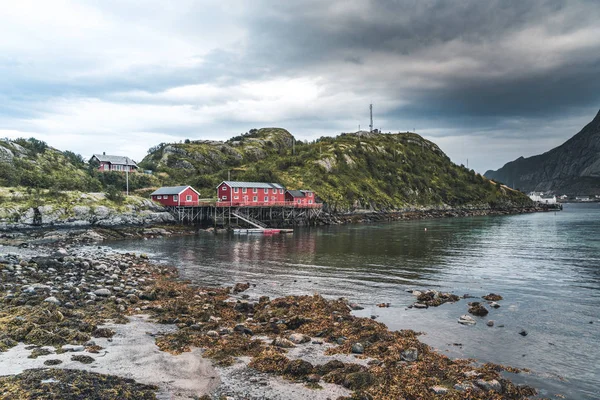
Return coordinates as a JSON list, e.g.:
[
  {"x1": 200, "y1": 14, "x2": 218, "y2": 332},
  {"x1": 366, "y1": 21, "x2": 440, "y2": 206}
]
[{"x1": 529, "y1": 192, "x2": 557, "y2": 204}]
